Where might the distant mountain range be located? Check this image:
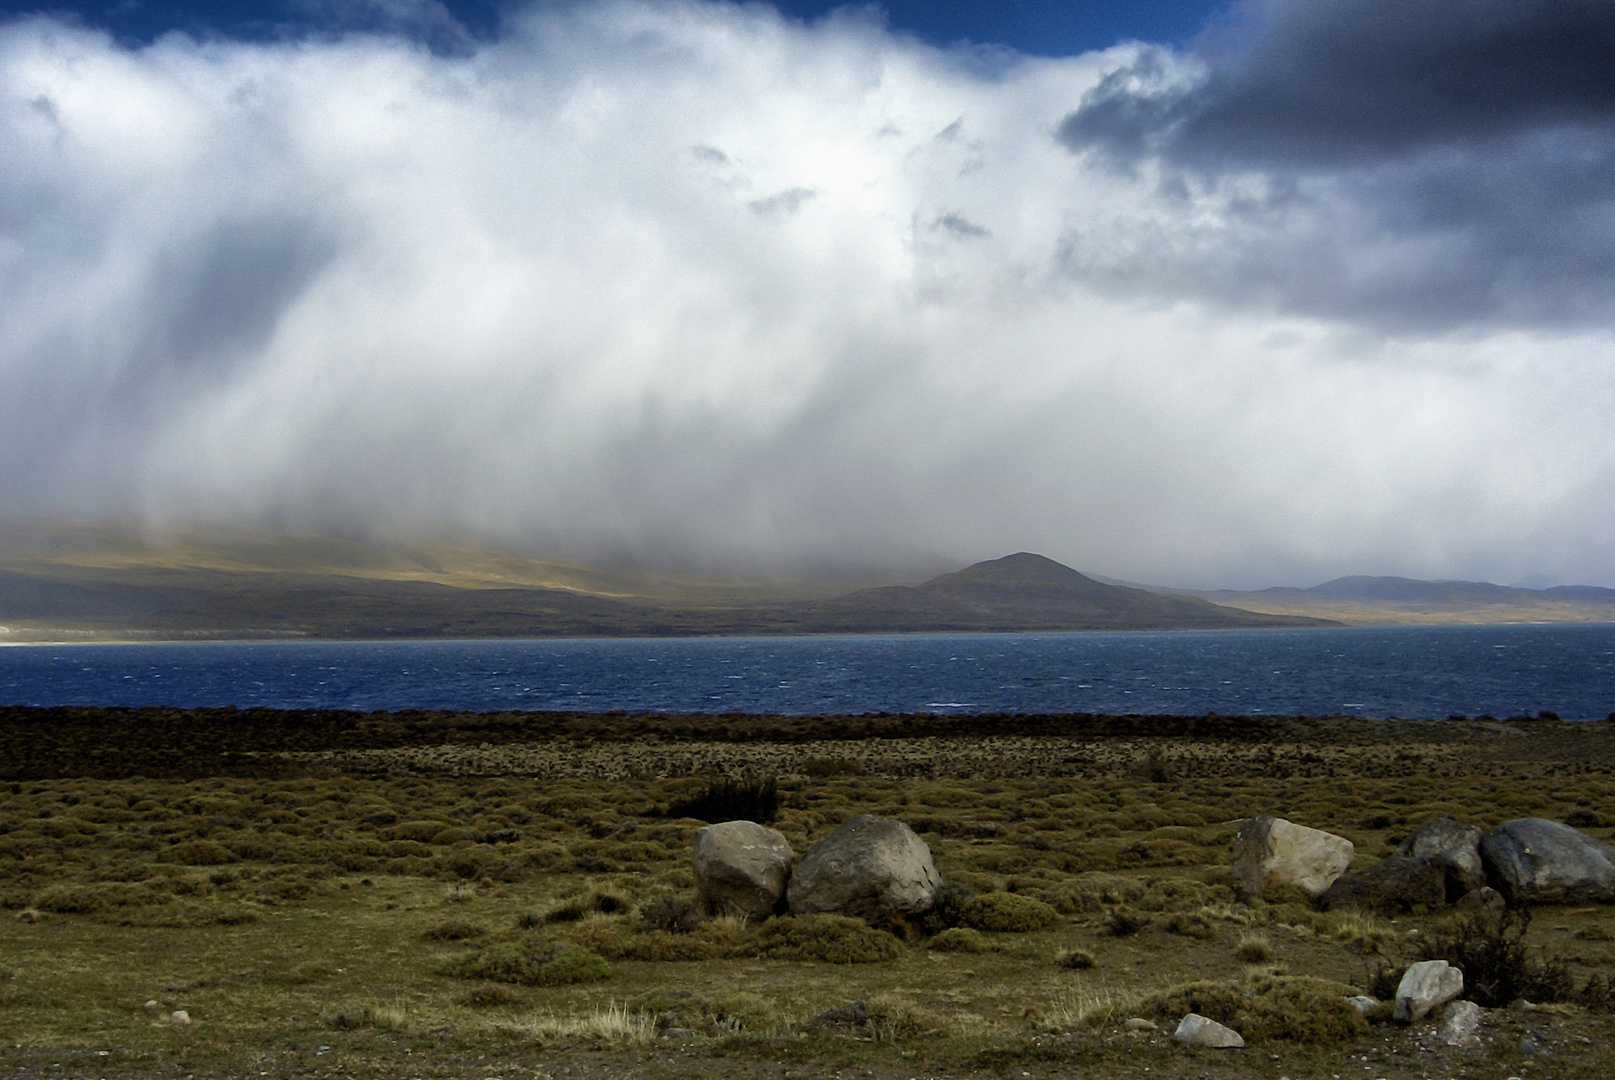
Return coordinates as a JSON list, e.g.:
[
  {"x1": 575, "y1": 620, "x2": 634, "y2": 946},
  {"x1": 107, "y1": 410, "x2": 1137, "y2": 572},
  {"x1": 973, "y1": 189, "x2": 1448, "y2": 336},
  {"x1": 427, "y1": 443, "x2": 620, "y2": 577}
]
[
  {"x1": 2, "y1": 521, "x2": 1610, "y2": 641},
  {"x1": 1181, "y1": 575, "x2": 1615, "y2": 626},
  {"x1": 0, "y1": 524, "x2": 1325, "y2": 640}
]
